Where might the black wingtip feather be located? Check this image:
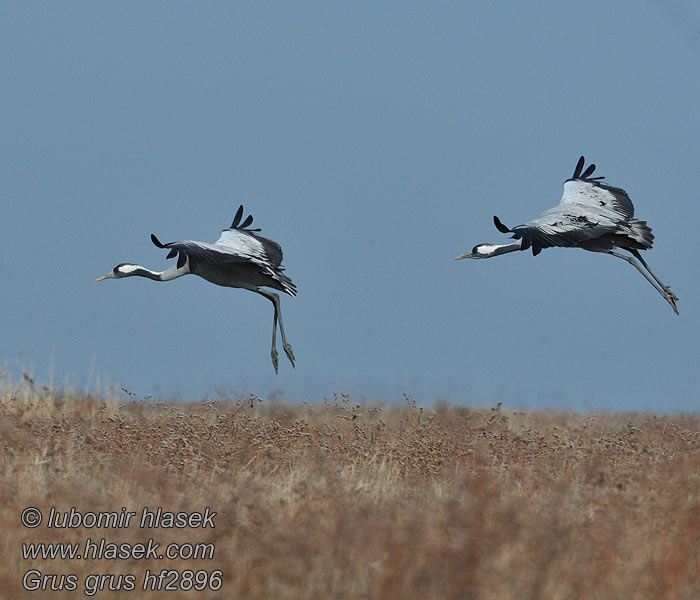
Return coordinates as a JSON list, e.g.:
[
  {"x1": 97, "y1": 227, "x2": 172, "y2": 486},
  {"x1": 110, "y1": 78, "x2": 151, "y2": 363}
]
[
  {"x1": 151, "y1": 234, "x2": 166, "y2": 248},
  {"x1": 493, "y1": 215, "x2": 511, "y2": 234},
  {"x1": 176, "y1": 252, "x2": 187, "y2": 269},
  {"x1": 571, "y1": 156, "x2": 606, "y2": 181},
  {"x1": 231, "y1": 205, "x2": 244, "y2": 229},
  {"x1": 230, "y1": 206, "x2": 262, "y2": 231},
  {"x1": 166, "y1": 248, "x2": 177, "y2": 259},
  {"x1": 581, "y1": 163, "x2": 597, "y2": 179}
]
